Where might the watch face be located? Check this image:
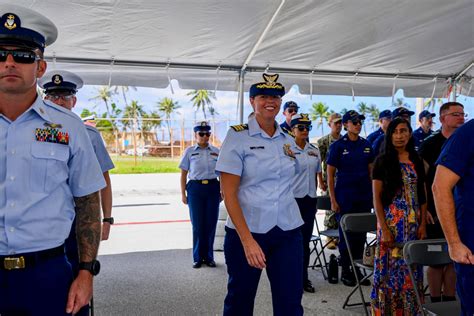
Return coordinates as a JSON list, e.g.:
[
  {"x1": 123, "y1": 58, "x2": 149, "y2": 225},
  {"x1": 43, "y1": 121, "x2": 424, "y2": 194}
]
[{"x1": 91, "y1": 260, "x2": 101, "y2": 275}]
